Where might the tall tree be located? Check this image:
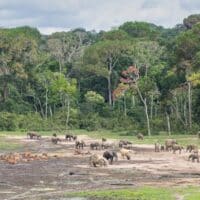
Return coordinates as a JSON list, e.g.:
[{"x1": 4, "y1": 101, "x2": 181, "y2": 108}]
[{"x1": 80, "y1": 40, "x2": 131, "y2": 106}]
